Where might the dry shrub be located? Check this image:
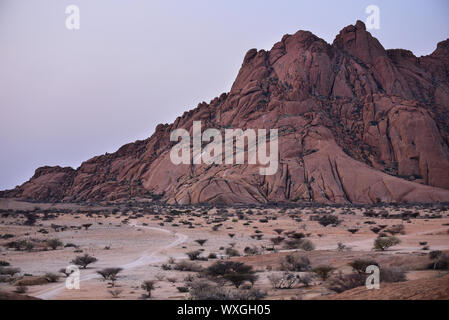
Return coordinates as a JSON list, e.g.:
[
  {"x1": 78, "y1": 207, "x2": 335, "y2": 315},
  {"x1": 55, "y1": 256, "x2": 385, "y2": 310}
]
[
  {"x1": 204, "y1": 261, "x2": 258, "y2": 288},
  {"x1": 173, "y1": 261, "x2": 203, "y2": 272},
  {"x1": 428, "y1": 252, "x2": 449, "y2": 270},
  {"x1": 380, "y1": 267, "x2": 406, "y2": 283},
  {"x1": 0, "y1": 267, "x2": 20, "y2": 277},
  {"x1": 283, "y1": 239, "x2": 315, "y2": 251},
  {"x1": 108, "y1": 289, "x2": 122, "y2": 298},
  {"x1": 225, "y1": 247, "x2": 240, "y2": 257},
  {"x1": 280, "y1": 253, "x2": 311, "y2": 272},
  {"x1": 318, "y1": 215, "x2": 340, "y2": 227},
  {"x1": 328, "y1": 272, "x2": 366, "y2": 293},
  {"x1": 348, "y1": 259, "x2": 379, "y2": 274},
  {"x1": 141, "y1": 280, "x2": 156, "y2": 298},
  {"x1": 268, "y1": 272, "x2": 298, "y2": 289},
  {"x1": 44, "y1": 273, "x2": 60, "y2": 283},
  {"x1": 186, "y1": 250, "x2": 202, "y2": 261},
  {"x1": 189, "y1": 280, "x2": 266, "y2": 300},
  {"x1": 312, "y1": 265, "x2": 335, "y2": 281},
  {"x1": 15, "y1": 285, "x2": 28, "y2": 294},
  {"x1": 71, "y1": 254, "x2": 98, "y2": 269},
  {"x1": 14, "y1": 276, "x2": 48, "y2": 286}
]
